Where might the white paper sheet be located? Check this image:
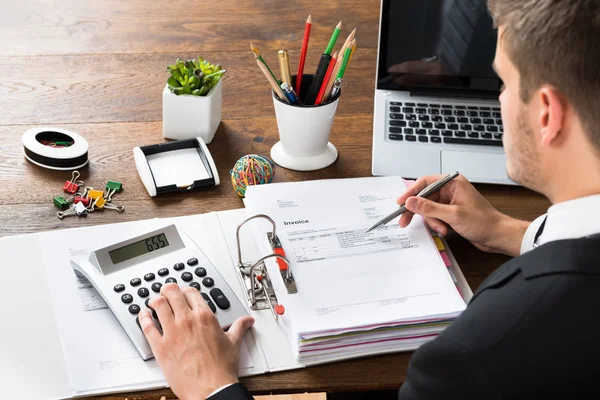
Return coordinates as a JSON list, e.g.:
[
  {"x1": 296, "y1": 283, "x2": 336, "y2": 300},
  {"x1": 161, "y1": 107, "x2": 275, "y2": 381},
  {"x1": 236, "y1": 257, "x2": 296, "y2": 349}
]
[
  {"x1": 243, "y1": 177, "x2": 466, "y2": 339},
  {"x1": 147, "y1": 148, "x2": 210, "y2": 188},
  {"x1": 0, "y1": 233, "x2": 72, "y2": 400}
]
